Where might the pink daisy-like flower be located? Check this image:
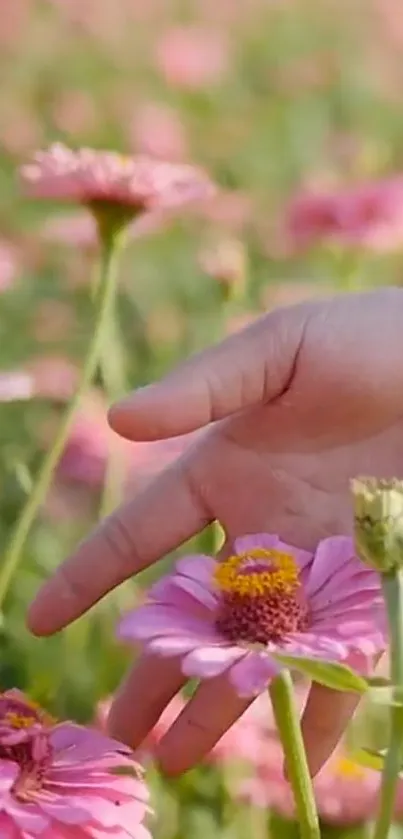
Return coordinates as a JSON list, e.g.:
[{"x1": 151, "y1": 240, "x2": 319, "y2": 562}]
[
  {"x1": 119, "y1": 534, "x2": 385, "y2": 698},
  {"x1": 0, "y1": 689, "x2": 151, "y2": 839},
  {"x1": 286, "y1": 176, "x2": 403, "y2": 254},
  {"x1": 21, "y1": 143, "x2": 215, "y2": 213}
]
